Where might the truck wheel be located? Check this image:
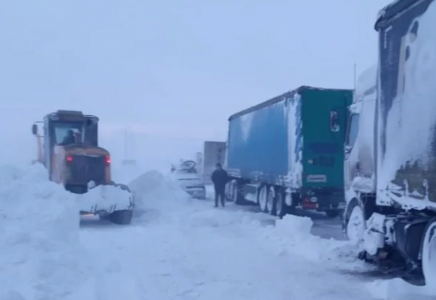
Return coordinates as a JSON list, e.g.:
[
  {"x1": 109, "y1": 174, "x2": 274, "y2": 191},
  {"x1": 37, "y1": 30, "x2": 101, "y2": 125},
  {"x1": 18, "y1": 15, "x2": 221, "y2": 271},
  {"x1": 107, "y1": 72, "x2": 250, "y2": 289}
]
[
  {"x1": 266, "y1": 187, "x2": 275, "y2": 215},
  {"x1": 258, "y1": 186, "x2": 268, "y2": 212},
  {"x1": 345, "y1": 204, "x2": 365, "y2": 245},
  {"x1": 109, "y1": 210, "x2": 133, "y2": 225},
  {"x1": 422, "y1": 218, "x2": 436, "y2": 293},
  {"x1": 231, "y1": 183, "x2": 243, "y2": 205},
  {"x1": 275, "y1": 190, "x2": 287, "y2": 218},
  {"x1": 225, "y1": 182, "x2": 234, "y2": 200}
]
